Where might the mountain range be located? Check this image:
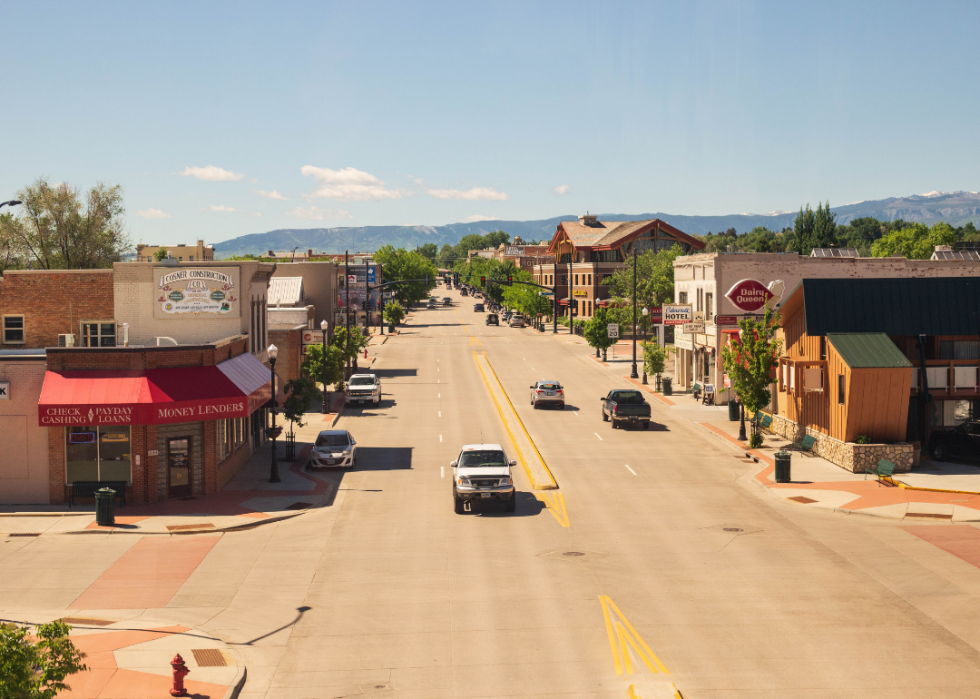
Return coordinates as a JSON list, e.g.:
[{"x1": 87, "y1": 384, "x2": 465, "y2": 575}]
[{"x1": 213, "y1": 190, "x2": 980, "y2": 258}]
